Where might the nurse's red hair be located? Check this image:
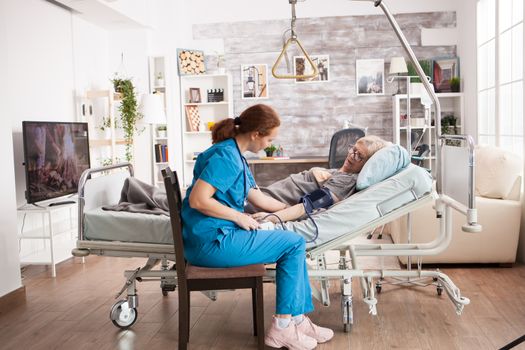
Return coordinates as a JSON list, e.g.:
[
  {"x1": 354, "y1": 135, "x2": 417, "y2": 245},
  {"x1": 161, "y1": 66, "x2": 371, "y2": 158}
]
[{"x1": 211, "y1": 104, "x2": 281, "y2": 144}]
